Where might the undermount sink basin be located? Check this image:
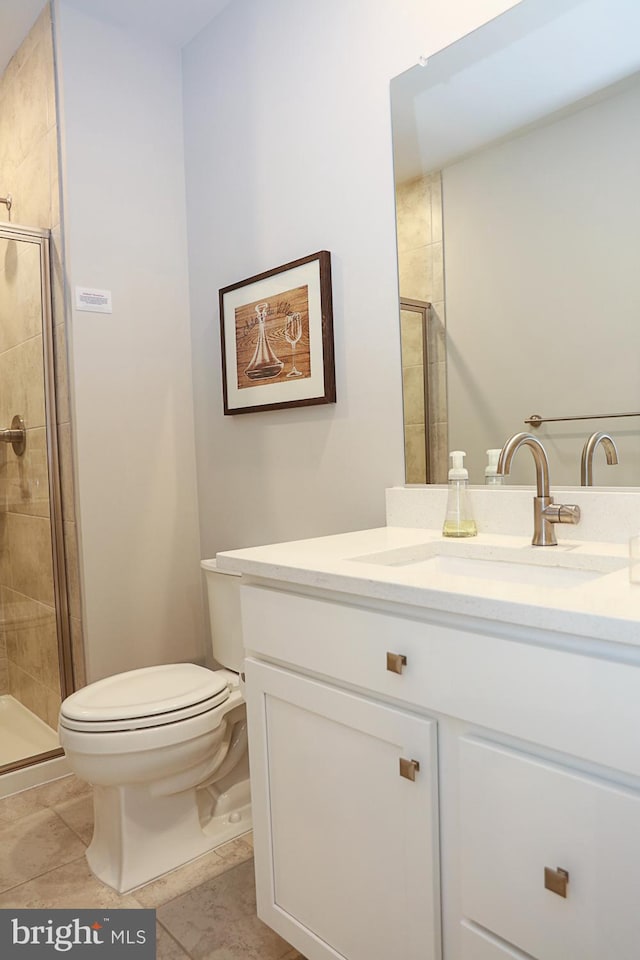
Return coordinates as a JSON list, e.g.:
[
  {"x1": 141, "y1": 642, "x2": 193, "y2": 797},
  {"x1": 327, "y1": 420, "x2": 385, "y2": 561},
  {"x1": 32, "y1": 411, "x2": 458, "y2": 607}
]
[{"x1": 349, "y1": 541, "x2": 627, "y2": 589}]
